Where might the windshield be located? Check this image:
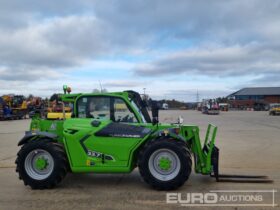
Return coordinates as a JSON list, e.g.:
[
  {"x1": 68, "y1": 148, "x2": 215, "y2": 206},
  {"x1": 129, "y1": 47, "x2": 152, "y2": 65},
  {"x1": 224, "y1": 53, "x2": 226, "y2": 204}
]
[{"x1": 131, "y1": 100, "x2": 147, "y2": 123}]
